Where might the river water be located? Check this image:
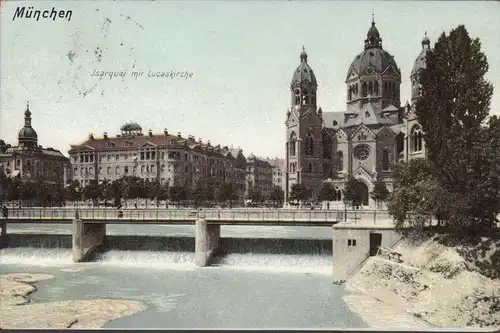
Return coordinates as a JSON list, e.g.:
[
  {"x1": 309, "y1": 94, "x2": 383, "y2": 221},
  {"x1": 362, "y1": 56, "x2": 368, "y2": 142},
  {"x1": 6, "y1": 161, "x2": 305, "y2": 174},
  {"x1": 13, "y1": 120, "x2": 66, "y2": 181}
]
[{"x1": 0, "y1": 223, "x2": 368, "y2": 329}]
